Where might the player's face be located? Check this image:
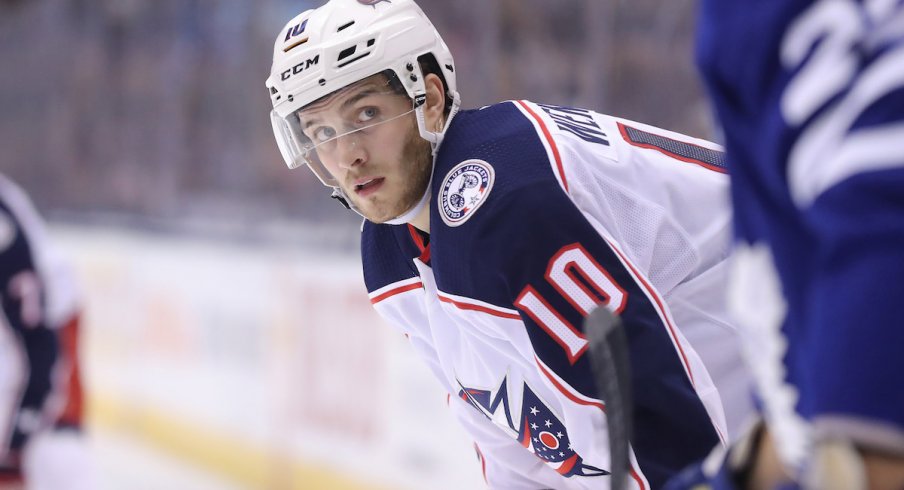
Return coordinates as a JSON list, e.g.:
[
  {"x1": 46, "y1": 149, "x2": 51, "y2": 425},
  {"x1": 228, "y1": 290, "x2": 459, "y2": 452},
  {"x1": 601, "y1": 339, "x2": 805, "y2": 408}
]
[{"x1": 296, "y1": 76, "x2": 432, "y2": 223}]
